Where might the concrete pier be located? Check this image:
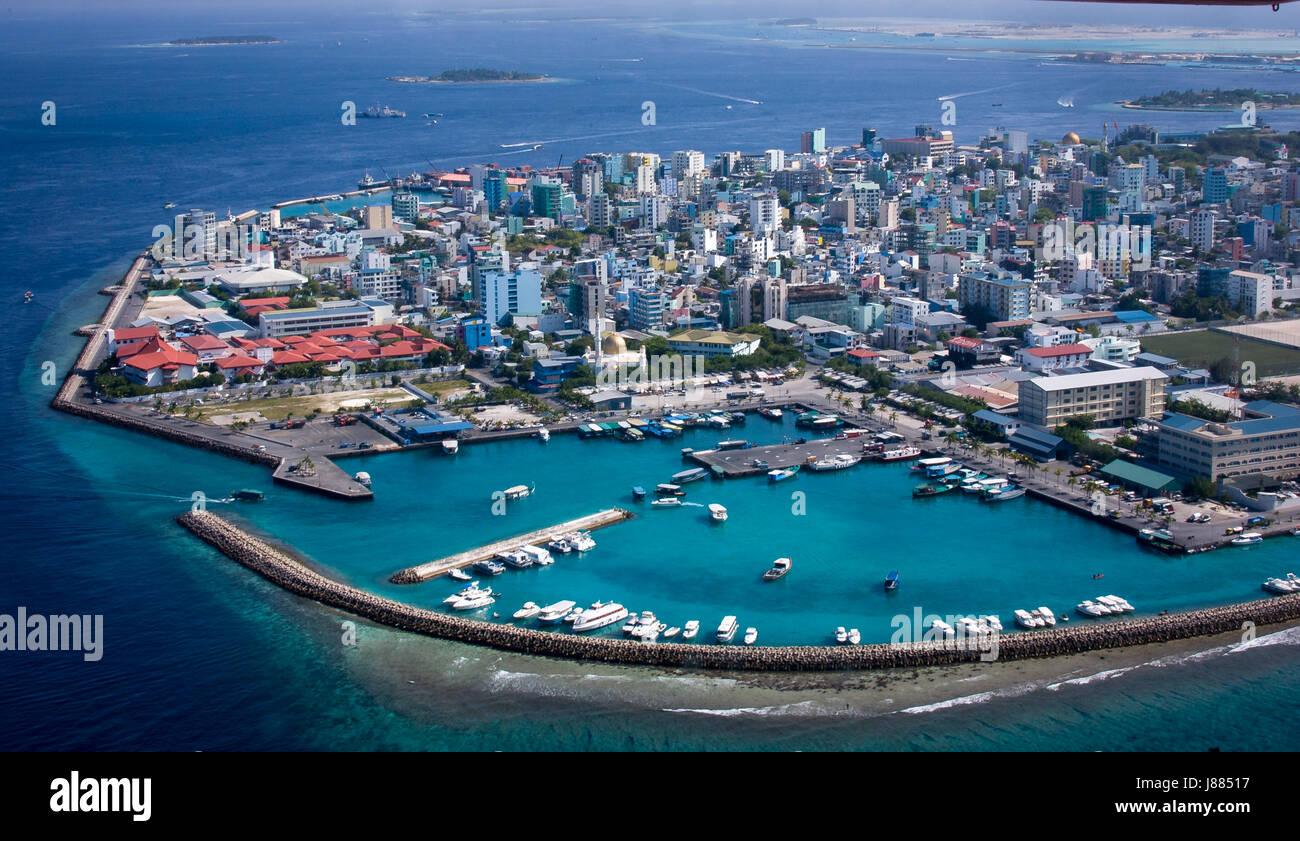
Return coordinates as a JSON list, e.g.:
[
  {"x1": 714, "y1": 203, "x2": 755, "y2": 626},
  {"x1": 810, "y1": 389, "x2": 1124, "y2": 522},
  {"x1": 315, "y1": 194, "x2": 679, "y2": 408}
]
[
  {"x1": 691, "y1": 434, "x2": 907, "y2": 478},
  {"x1": 179, "y1": 511, "x2": 1300, "y2": 673},
  {"x1": 389, "y1": 507, "x2": 634, "y2": 583}
]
